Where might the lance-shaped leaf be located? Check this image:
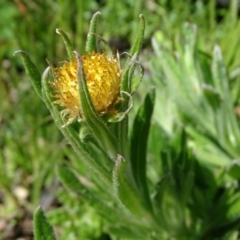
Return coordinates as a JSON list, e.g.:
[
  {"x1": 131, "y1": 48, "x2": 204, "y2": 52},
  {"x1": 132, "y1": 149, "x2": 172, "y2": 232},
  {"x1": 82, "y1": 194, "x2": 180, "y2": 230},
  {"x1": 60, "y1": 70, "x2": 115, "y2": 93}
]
[
  {"x1": 112, "y1": 155, "x2": 159, "y2": 232},
  {"x1": 74, "y1": 51, "x2": 119, "y2": 161},
  {"x1": 14, "y1": 51, "x2": 42, "y2": 98},
  {"x1": 129, "y1": 60, "x2": 144, "y2": 94},
  {"x1": 85, "y1": 11, "x2": 101, "y2": 53},
  {"x1": 57, "y1": 166, "x2": 86, "y2": 195},
  {"x1": 121, "y1": 14, "x2": 145, "y2": 93},
  {"x1": 56, "y1": 28, "x2": 74, "y2": 60},
  {"x1": 34, "y1": 206, "x2": 56, "y2": 240},
  {"x1": 126, "y1": 14, "x2": 145, "y2": 92},
  {"x1": 212, "y1": 46, "x2": 240, "y2": 150},
  {"x1": 117, "y1": 15, "x2": 145, "y2": 155},
  {"x1": 129, "y1": 14, "x2": 145, "y2": 61},
  {"x1": 116, "y1": 54, "x2": 138, "y2": 155},
  {"x1": 113, "y1": 155, "x2": 147, "y2": 217},
  {"x1": 41, "y1": 67, "x2": 112, "y2": 185},
  {"x1": 152, "y1": 173, "x2": 171, "y2": 214},
  {"x1": 130, "y1": 88, "x2": 155, "y2": 212}
]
